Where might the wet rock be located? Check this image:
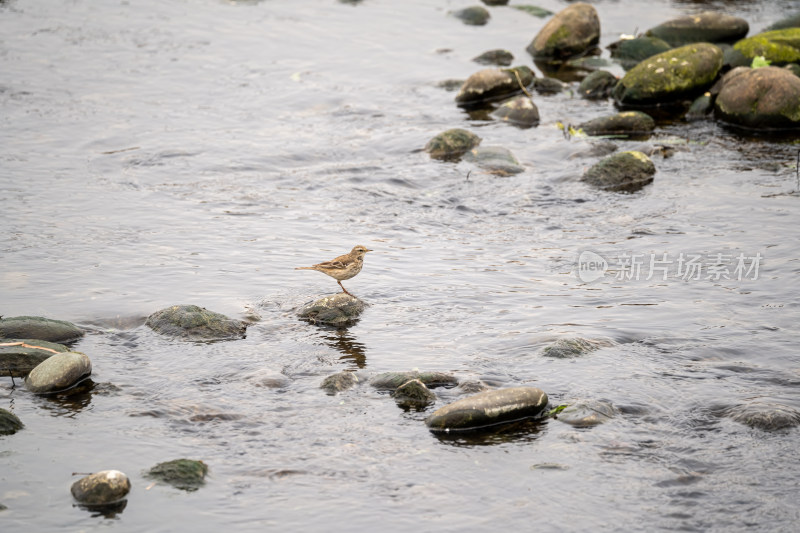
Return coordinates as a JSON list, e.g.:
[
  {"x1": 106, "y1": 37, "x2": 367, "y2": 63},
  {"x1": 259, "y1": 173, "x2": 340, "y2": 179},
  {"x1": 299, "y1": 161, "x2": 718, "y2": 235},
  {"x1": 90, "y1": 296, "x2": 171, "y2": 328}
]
[
  {"x1": 714, "y1": 66, "x2": 800, "y2": 130},
  {"x1": 452, "y1": 6, "x2": 490, "y2": 26},
  {"x1": 25, "y1": 351, "x2": 92, "y2": 394},
  {"x1": 577, "y1": 70, "x2": 618, "y2": 100},
  {"x1": 146, "y1": 459, "x2": 208, "y2": 491},
  {"x1": 533, "y1": 77, "x2": 566, "y2": 95},
  {"x1": 146, "y1": 305, "x2": 247, "y2": 341},
  {"x1": 463, "y1": 146, "x2": 525, "y2": 175},
  {"x1": 686, "y1": 92, "x2": 713, "y2": 121},
  {"x1": 582, "y1": 151, "x2": 656, "y2": 192},
  {"x1": 297, "y1": 293, "x2": 367, "y2": 327},
  {"x1": 424, "y1": 128, "x2": 481, "y2": 162},
  {"x1": 733, "y1": 28, "x2": 800, "y2": 66},
  {"x1": 247, "y1": 369, "x2": 290, "y2": 389},
  {"x1": 0, "y1": 316, "x2": 84, "y2": 344},
  {"x1": 764, "y1": 13, "x2": 800, "y2": 32},
  {"x1": 557, "y1": 400, "x2": 619, "y2": 427},
  {"x1": 567, "y1": 141, "x2": 618, "y2": 160},
  {"x1": 566, "y1": 56, "x2": 612, "y2": 72},
  {"x1": 785, "y1": 63, "x2": 800, "y2": 77},
  {"x1": 491, "y1": 95, "x2": 540, "y2": 128},
  {"x1": 370, "y1": 371, "x2": 458, "y2": 391},
  {"x1": 70, "y1": 470, "x2": 131, "y2": 506},
  {"x1": 613, "y1": 43, "x2": 724, "y2": 106},
  {"x1": 481, "y1": 0, "x2": 508, "y2": 5},
  {"x1": 727, "y1": 402, "x2": 800, "y2": 431},
  {"x1": 0, "y1": 339, "x2": 69, "y2": 377},
  {"x1": 646, "y1": 11, "x2": 749, "y2": 47},
  {"x1": 526, "y1": 3, "x2": 600, "y2": 60},
  {"x1": 720, "y1": 44, "x2": 751, "y2": 70},
  {"x1": 436, "y1": 79, "x2": 466, "y2": 92},
  {"x1": 393, "y1": 379, "x2": 436, "y2": 409},
  {"x1": 455, "y1": 66, "x2": 534, "y2": 107},
  {"x1": 472, "y1": 49, "x2": 514, "y2": 66},
  {"x1": 0, "y1": 408, "x2": 24, "y2": 436},
  {"x1": 512, "y1": 5, "x2": 553, "y2": 19},
  {"x1": 456, "y1": 380, "x2": 489, "y2": 394},
  {"x1": 320, "y1": 371, "x2": 359, "y2": 394},
  {"x1": 608, "y1": 36, "x2": 672, "y2": 70},
  {"x1": 542, "y1": 337, "x2": 615, "y2": 358},
  {"x1": 578, "y1": 111, "x2": 655, "y2": 138},
  {"x1": 426, "y1": 387, "x2": 548, "y2": 432}
]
